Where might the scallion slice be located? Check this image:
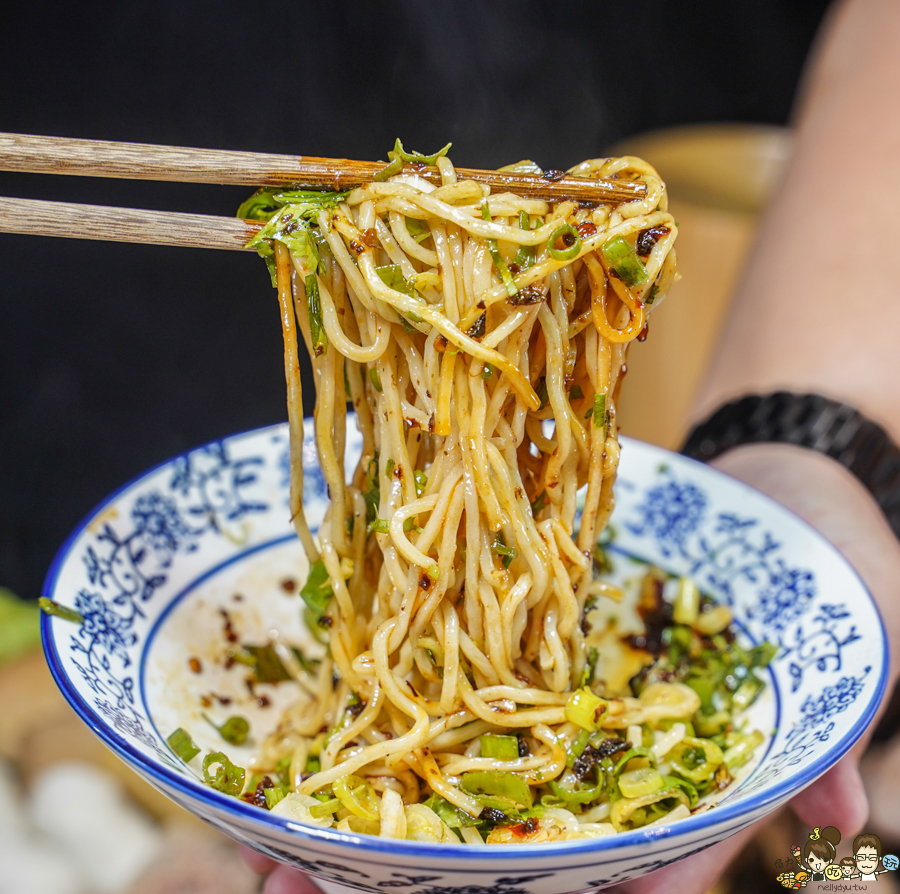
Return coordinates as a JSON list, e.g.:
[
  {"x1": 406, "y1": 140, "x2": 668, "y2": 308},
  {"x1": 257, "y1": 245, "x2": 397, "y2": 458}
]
[
  {"x1": 547, "y1": 224, "x2": 582, "y2": 261},
  {"x1": 601, "y1": 235, "x2": 647, "y2": 287},
  {"x1": 167, "y1": 727, "x2": 200, "y2": 763},
  {"x1": 202, "y1": 751, "x2": 246, "y2": 796},
  {"x1": 480, "y1": 734, "x2": 519, "y2": 761}
]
